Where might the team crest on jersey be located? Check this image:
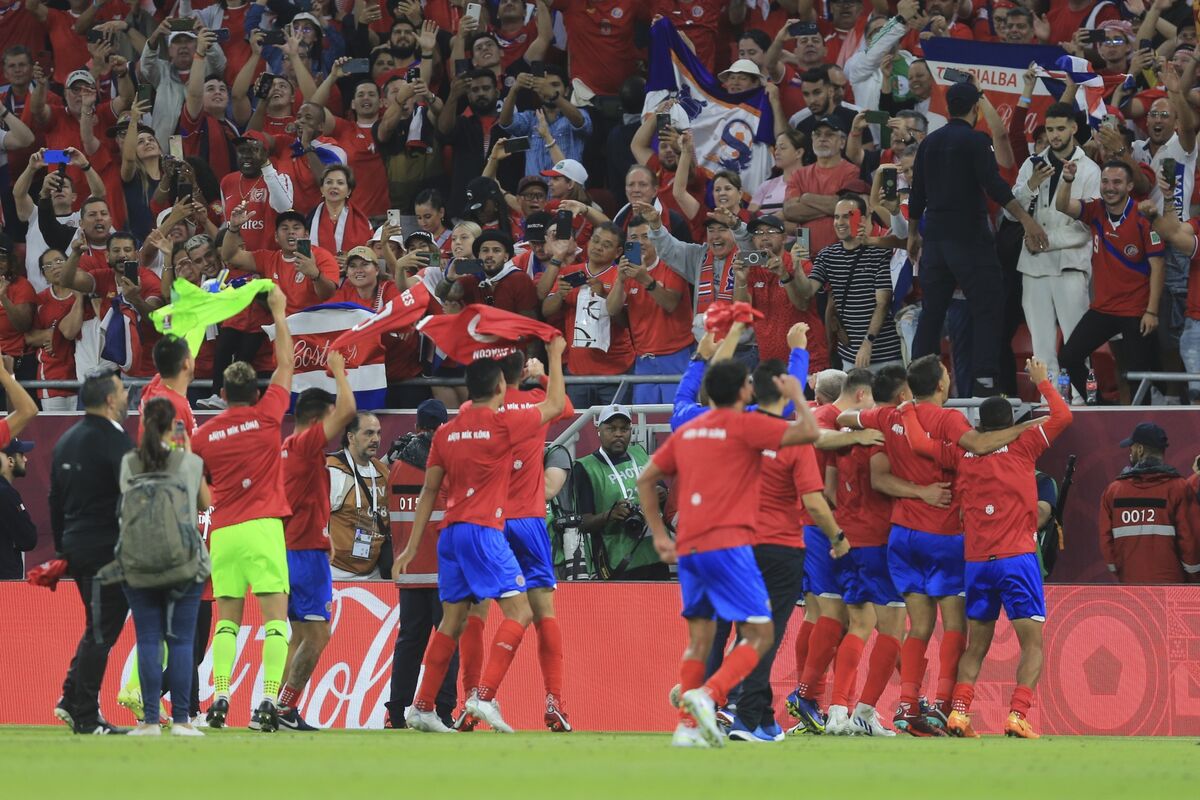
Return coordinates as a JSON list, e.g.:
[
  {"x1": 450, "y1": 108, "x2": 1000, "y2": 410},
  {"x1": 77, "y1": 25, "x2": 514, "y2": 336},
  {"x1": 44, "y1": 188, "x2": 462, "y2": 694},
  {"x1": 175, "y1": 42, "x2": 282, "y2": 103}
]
[
  {"x1": 294, "y1": 271, "x2": 307, "y2": 283},
  {"x1": 985, "y1": 504, "x2": 995, "y2": 515},
  {"x1": 1123, "y1": 244, "x2": 1140, "y2": 258},
  {"x1": 692, "y1": 4, "x2": 704, "y2": 16},
  {"x1": 251, "y1": 187, "x2": 267, "y2": 202},
  {"x1": 611, "y1": 7, "x2": 623, "y2": 18}
]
